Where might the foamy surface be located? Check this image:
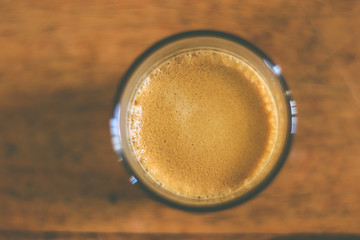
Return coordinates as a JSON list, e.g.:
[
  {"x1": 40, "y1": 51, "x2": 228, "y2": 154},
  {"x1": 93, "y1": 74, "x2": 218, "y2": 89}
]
[{"x1": 128, "y1": 50, "x2": 277, "y2": 199}]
